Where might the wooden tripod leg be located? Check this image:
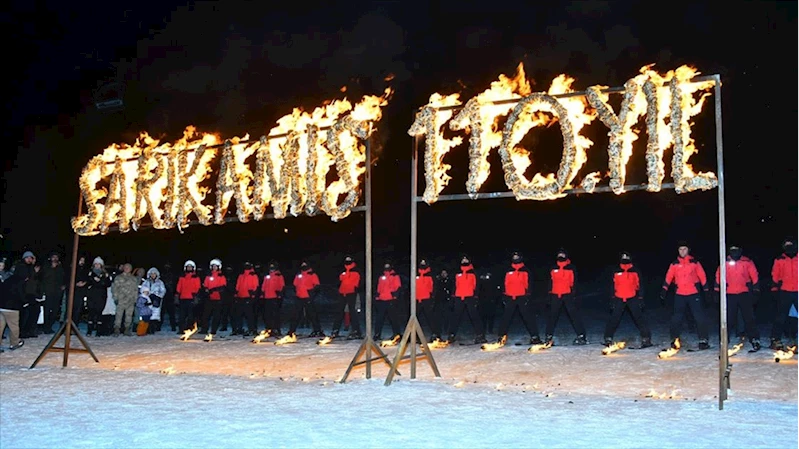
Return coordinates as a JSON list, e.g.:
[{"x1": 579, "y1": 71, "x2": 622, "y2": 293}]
[
  {"x1": 414, "y1": 324, "x2": 441, "y2": 377},
  {"x1": 29, "y1": 321, "x2": 68, "y2": 369},
  {"x1": 340, "y1": 339, "x2": 369, "y2": 382},
  {"x1": 384, "y1": 319, "x2": 415, "y2": 385},
  {"x1": 68, "y1": 320, "x2": 99, "y2": 362}
]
